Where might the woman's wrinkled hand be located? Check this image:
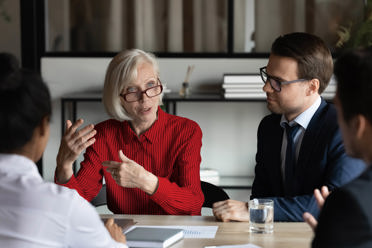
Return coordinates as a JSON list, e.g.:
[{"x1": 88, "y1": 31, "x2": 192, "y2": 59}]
[
  {"x1": 55, "y1": 119, "x2": 96, "y2": 183},
  {"x1": 103, "y1": 150, "x2": 159, "y2": 195}
]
